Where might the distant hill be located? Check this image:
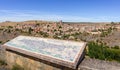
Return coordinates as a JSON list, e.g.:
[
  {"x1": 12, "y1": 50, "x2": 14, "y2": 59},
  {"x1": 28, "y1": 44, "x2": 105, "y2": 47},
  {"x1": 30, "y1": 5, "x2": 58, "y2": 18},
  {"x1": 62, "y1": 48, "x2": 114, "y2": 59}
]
[
  {"x1": 0, "y1": 20, "x2": 116, "y2": 26},
  {"x1": 63, "y1": 22, "x2": 111, "y2": 24},
  {"x1": 0, "y1": 20, "x2": 55, "y2": 26},
  {"x1": 0, "y1": 21, "x2": 18, "y2": 26}
]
